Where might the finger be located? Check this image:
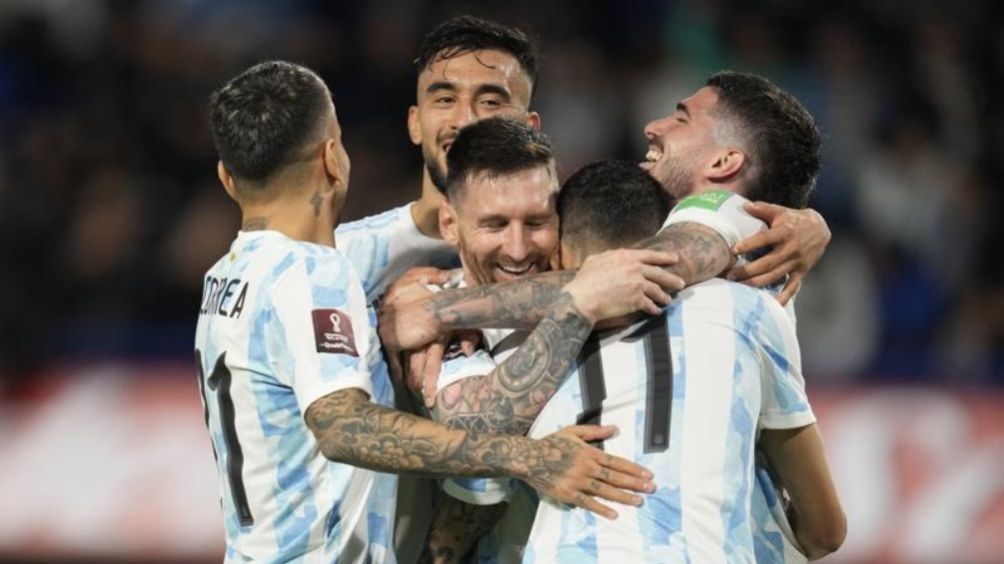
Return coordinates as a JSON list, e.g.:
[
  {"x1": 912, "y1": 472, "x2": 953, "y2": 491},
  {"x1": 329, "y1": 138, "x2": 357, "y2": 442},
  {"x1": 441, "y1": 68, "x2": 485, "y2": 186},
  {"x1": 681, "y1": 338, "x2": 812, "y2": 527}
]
[
  {"x1": 640, "y1": 265, "x2": 685, "y2": 292},
  {"x1": 573, "y1": 493, "x2": 618, "y2": 520},
  {"x1": 628, "y1": 249, "x2": 679, "y2": 266},
  {"x1": 586, "y1": 478, "x2": 644, "y2": 507},
  {"x1": 732, "y1": 229, "x2": 786, "y2": 255},
  {"x1": 741, "y1": 258, "x2": 800, "y2": 288},
  {"x1": 422, "y1": 341, "x2": 445, "y2": 408},
  {"x1": 406, "y1": 350, "x2": 427, "y2": 393},
  {"x1": 423, "y1": 269, "x2": 453, "y2": 287},
  {"x1": 591, "y1": 462, "x2": 656, "y2": 494},
  {"x1": 742, "y1": 201, "x2": 785, "y2": 222},
  {"x1": 728, "y1": 246, "x2": 794, "y2": 281},
  {"x1": 639, "y1": 298, "x2": 663, "y2": 317},
  {"x1": 642, "y1": 281, "x2": 671, "y2": 307},
  {"x1": 597, "y1": 450, "x2": 654, "y2": 480},
  {"x1": 564, "y1": 424, "x2": 618, "y2": 442},
  {"x1": 777, "y1": 272, "x2": 804, "y2": 305}
]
